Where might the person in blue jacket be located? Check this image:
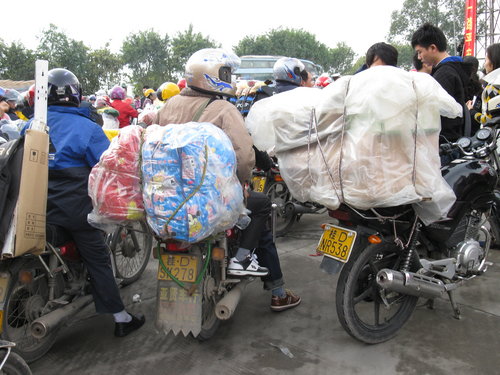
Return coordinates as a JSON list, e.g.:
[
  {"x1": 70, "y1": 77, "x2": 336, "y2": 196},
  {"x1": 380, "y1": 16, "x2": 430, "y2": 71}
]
[{"x1": 42, "y1": 68, "x2": 144, "y2": 337}]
